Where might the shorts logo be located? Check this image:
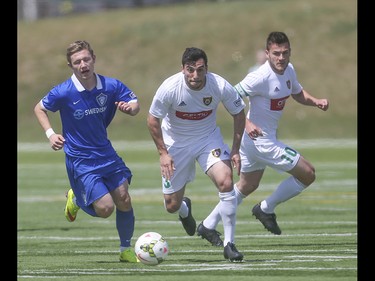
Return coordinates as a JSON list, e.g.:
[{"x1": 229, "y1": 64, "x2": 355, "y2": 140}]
[
  {"x1": 234, "y1": 97, "x2": 243, "y2": 107},
  {"x1": 163, "y1": 179, "x2": 171, "y2": 188},
  {"x1": 203, "y1": 97, "x2": 212, "y2": 106},
  {"x1": 211, "y1": 148, "x2": 221, "y2": 158}
]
